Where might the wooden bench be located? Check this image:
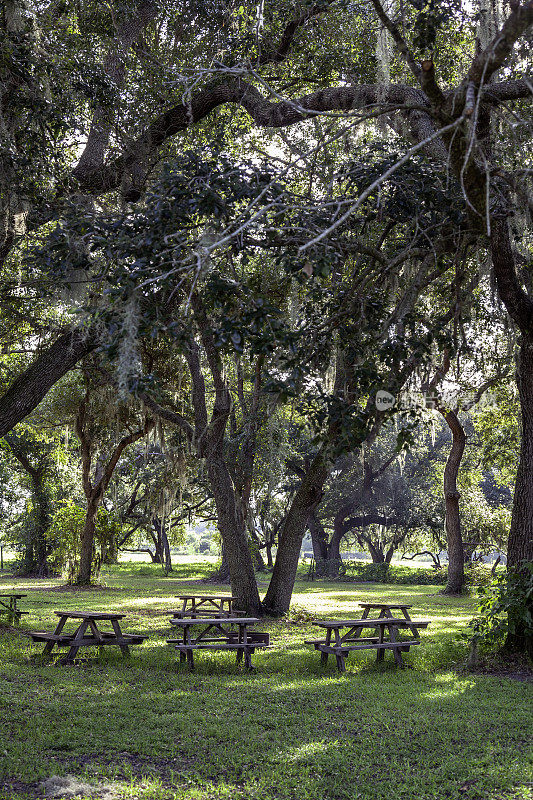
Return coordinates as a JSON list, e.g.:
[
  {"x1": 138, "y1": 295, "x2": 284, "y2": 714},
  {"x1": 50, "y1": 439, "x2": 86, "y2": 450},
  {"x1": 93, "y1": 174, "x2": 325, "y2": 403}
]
[
  {"x1": 309, "y1": 618, "x2": 430, "y2": 672},
  {"x1": 0, "y1": 594, "x2": 28, "y2": 626}
]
